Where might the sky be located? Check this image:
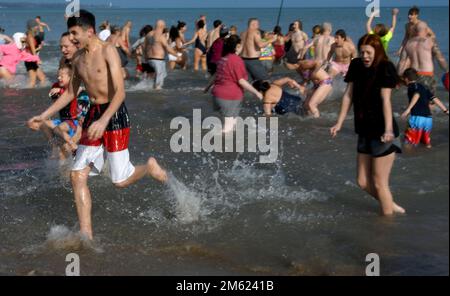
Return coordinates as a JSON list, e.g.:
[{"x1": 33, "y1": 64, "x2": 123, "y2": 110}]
[{"x1": 0, "y1": 0, "x2": 448, "y2": 8}]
